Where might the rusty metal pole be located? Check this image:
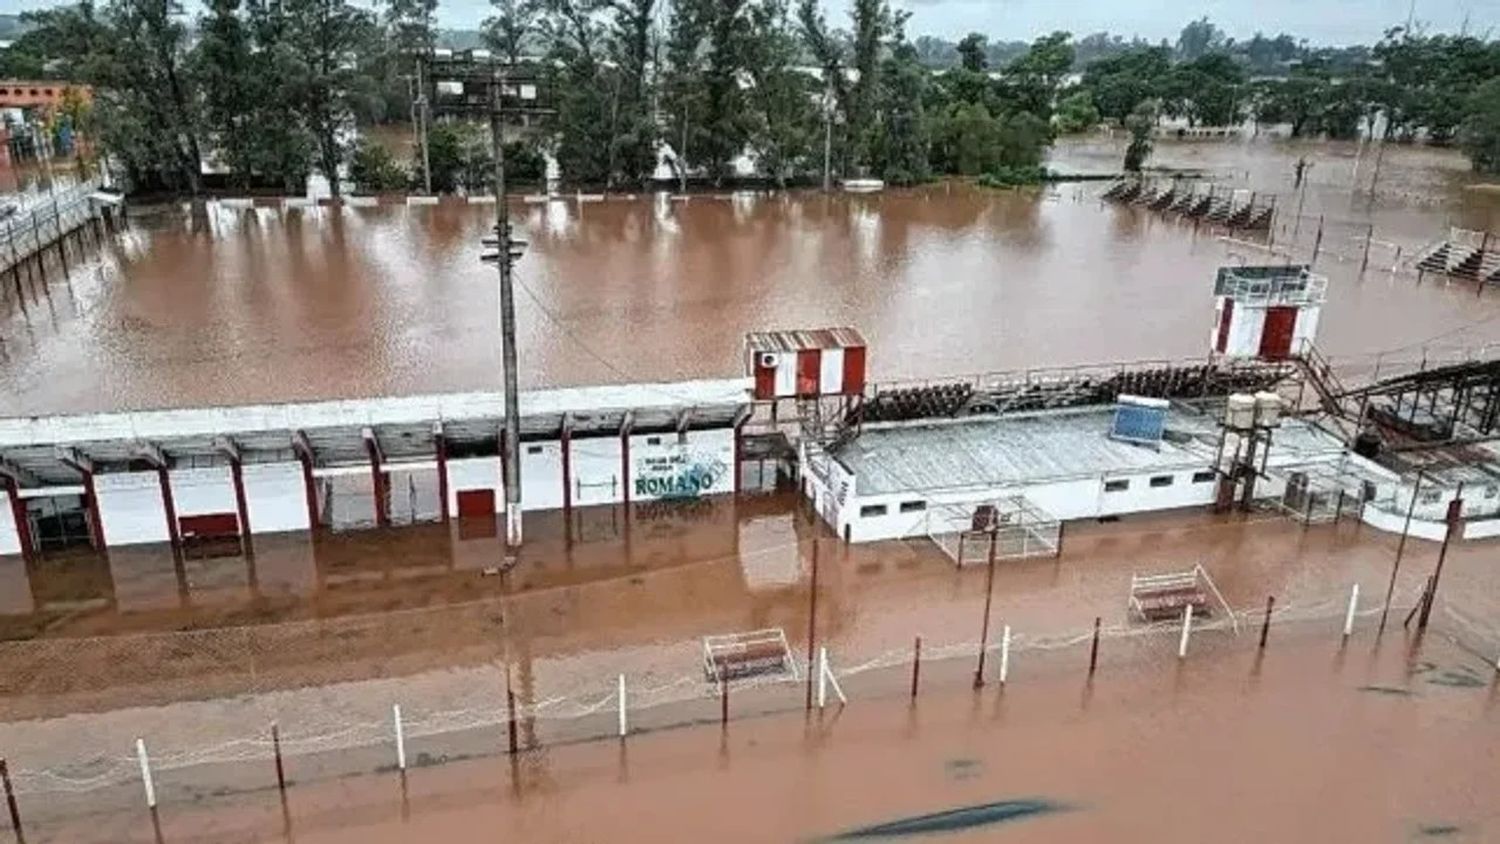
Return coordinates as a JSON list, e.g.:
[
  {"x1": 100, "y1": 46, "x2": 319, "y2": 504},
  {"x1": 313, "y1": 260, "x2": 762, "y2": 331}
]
[
  {"x1": 910, "y1": 636, "x2": 922, "y2": 699},
  {"x1": 720, "y1": 676, "x2": 729, "y2": 727},
  {"x1": 1259, "y1": 595, "x2": 1275, "y2": 648},
  {"x1": 1361, "y1": 223, "x2": 1374, "y2": 274},
  {"x1": 1088, "y1": 617, "x2": 1102, "y2": 677},
  {"x1": 271, "y1": 724, "x2": 286, "y2": 794},
  {"x1": 1, "y1": 757, "x2": 21, "y2": 840},
  {"x1": 506, "y1": 688, "x2": 519, "y2": 755},
  {"x1": 804, "y1": 538, "x2": 819, "y2": 711},
  {"x1": 974, "y1": 532, "x2": 998, "y2": 688},
  {"x1": 1418, "y1": 482, "x2": 1464, "y2": 632},
  {"x1": 1380, "y1": 470, "x2": 1425, "y2": 634}
]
